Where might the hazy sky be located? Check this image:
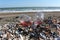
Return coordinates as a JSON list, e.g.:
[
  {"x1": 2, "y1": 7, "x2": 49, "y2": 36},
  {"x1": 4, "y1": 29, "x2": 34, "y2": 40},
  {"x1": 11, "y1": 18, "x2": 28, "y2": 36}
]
[{"x1": 0, "y1": 0, "x2": 60, "y2": 8}]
